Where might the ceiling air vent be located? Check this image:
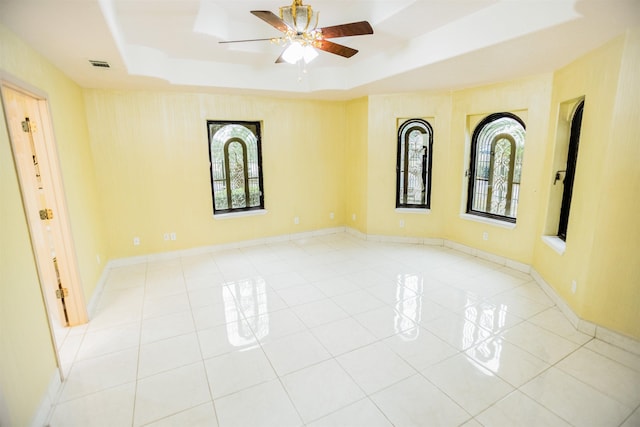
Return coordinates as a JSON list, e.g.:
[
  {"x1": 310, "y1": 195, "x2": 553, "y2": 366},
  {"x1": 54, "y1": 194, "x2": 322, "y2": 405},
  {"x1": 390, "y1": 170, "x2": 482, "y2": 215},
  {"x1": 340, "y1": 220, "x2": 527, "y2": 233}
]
[{"x1": 89, "y1": 60, "x2": 110, "y2": 68}]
